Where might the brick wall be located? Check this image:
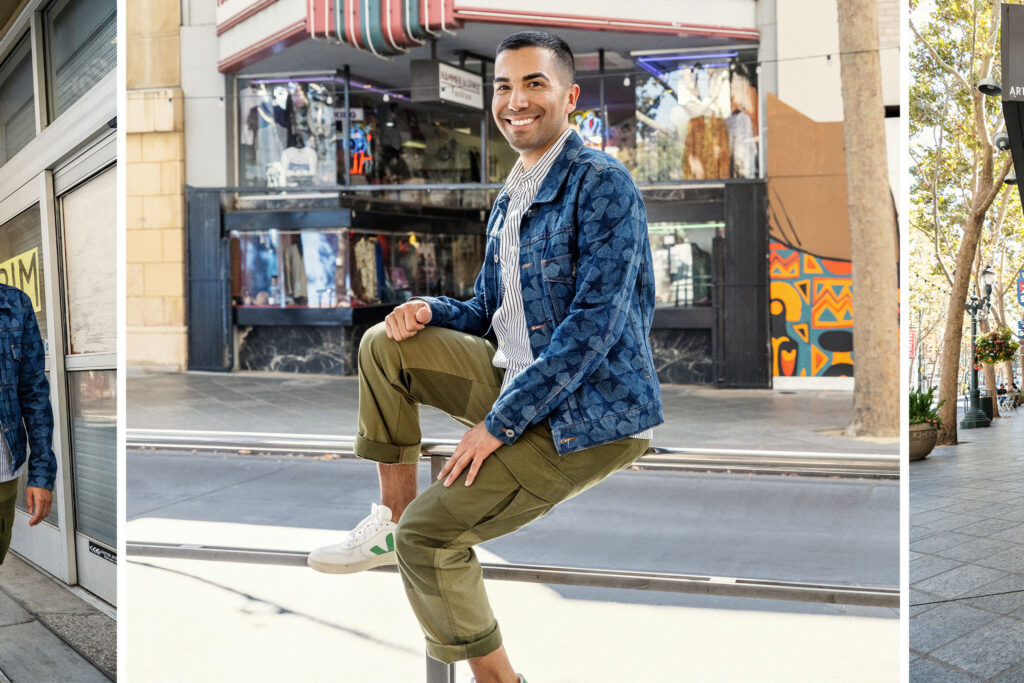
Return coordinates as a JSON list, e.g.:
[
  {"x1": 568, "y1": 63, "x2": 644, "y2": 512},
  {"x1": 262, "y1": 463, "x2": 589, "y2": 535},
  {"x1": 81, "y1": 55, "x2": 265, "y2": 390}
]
[
  {"x1": 877, "y1": 0, "x2": 899, "y2": 49},
  {"x1": 127, "y1": 0, "x2": 186, "y2": 368}
]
